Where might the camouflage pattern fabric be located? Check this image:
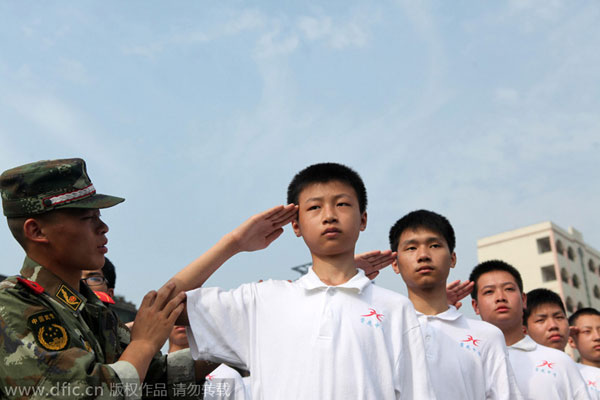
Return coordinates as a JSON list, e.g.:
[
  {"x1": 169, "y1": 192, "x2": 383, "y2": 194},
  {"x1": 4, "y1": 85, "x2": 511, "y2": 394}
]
[
  {"x1": 0, "y1": 258, "x2": 196, "y2": 399},
  {"x1": 0, "y1": 158, "x2": 124, "y2": 218}
]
